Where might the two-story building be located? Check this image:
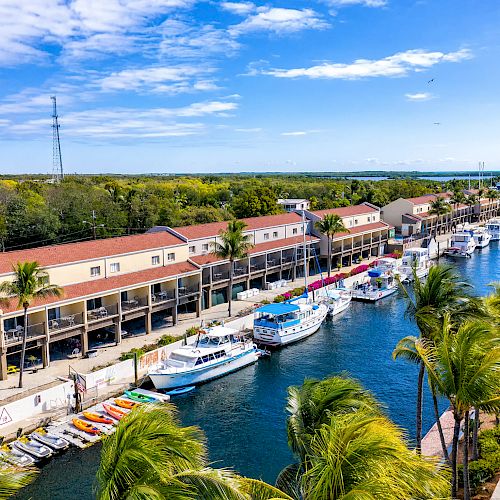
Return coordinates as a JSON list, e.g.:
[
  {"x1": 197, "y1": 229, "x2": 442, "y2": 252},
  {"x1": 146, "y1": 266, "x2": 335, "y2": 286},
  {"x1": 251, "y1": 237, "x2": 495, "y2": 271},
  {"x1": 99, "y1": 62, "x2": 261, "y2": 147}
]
[{"x1": 277, "y1": 198, "x2": 311, "y2": 212}]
